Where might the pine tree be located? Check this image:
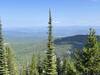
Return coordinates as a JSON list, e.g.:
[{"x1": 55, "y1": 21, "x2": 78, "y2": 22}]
[
  {"x1": 3, "y1": 43, "x2": 18, "y2": 75},
  {"x1": 62, "y1": 57, "x2": 77, "y2": 75},
  {"x1": 45, "y1": 9, "x2": 57, "y2": 75},
  {"x1": 0, "y1": 19, "x2": 9, "y2": 75},
  {"x1": 42, "y1": 57, "x2": 47, "y2": 75},
  {"x1": 37, "y1": 55, "x2": 44, "y2": 75},
  {"x1": 29, "y1": 54, "x2": 39, "y2": 75},
  {"x1": 20, "y1": 64, "x2": 27, "y2": 75},
  {"x1": 56, "y1": 57, "x2": 62, "y2": 75},
  {"x1": 75, "y1": 28, "x2": 100, "y2": 75},
  {"x1": 20, "y1": 61, "x2": 30, "y2": 75}
]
